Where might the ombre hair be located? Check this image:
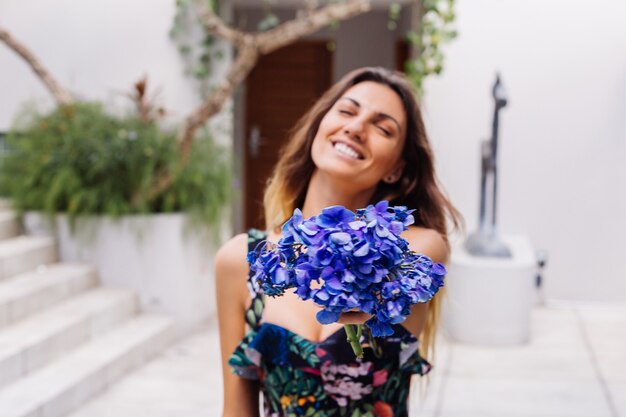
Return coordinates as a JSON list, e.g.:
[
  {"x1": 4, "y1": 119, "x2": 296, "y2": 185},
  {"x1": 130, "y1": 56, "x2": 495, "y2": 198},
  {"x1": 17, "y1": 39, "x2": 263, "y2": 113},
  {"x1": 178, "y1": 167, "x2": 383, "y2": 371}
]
[{"x1": 263, "y1": 67, "x2": 464, "y2": 359}]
